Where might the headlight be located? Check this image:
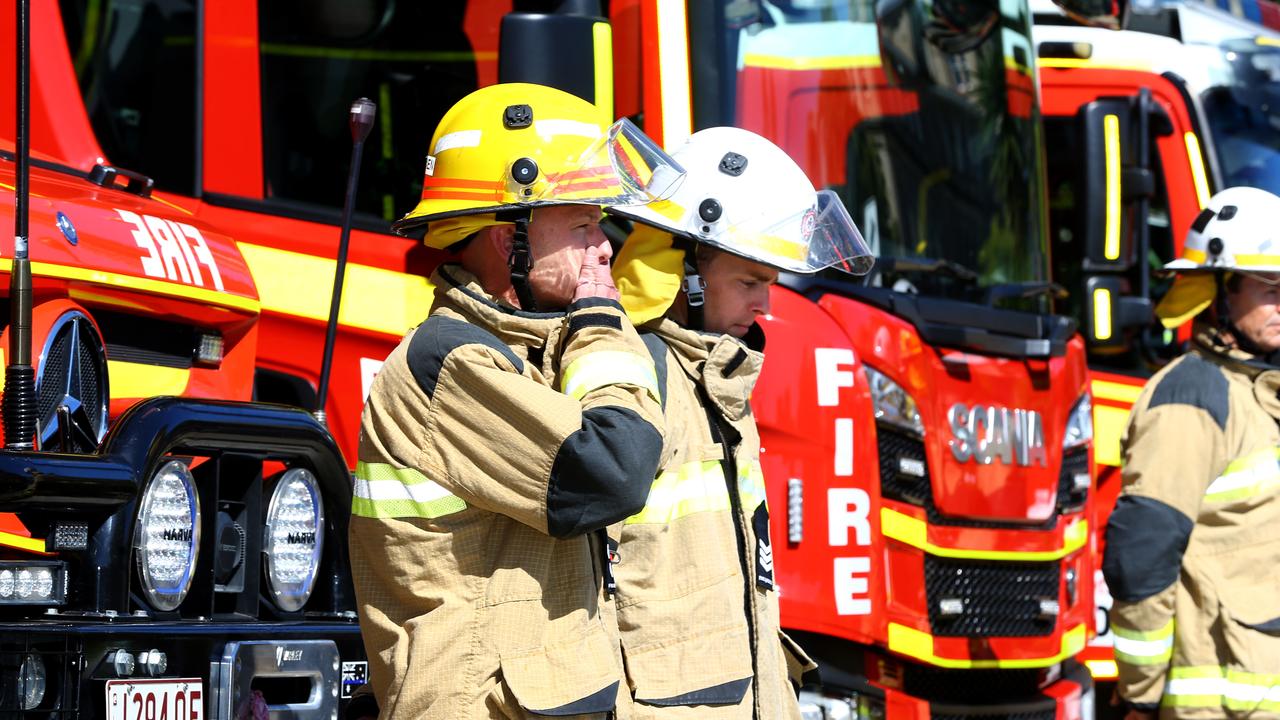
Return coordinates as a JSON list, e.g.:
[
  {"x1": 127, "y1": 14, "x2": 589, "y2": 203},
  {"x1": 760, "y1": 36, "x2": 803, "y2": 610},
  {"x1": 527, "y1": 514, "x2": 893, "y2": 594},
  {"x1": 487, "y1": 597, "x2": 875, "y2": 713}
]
[
  {"x1": 19, "y1": 654, "x2": 45, "y2": 710},
  {"x1": 1063, "y1": 394, "x2": 1093, "y2": 449},
  {"x1": 865, "y1": 366, "x2": 924, "y2": 436},
  {"x1": 264, "y1": 468, "x2": 325, "y2": 612},
  {"x1": 135, "y1": 460, "x2": 201, "y2": 611}
]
